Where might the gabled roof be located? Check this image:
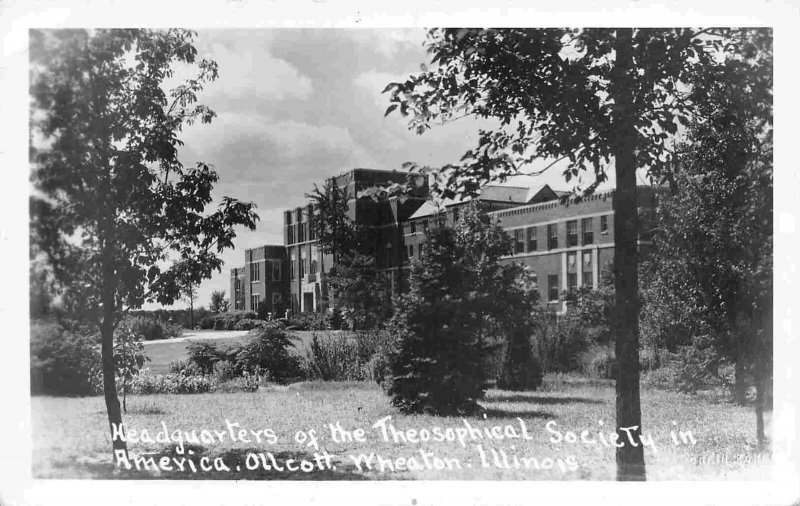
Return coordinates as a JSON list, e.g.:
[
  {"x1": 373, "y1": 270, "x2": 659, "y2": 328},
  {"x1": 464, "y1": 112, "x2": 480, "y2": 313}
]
[{"x1": 408, "y1": 183, "x2": 570, "y2": 220}]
